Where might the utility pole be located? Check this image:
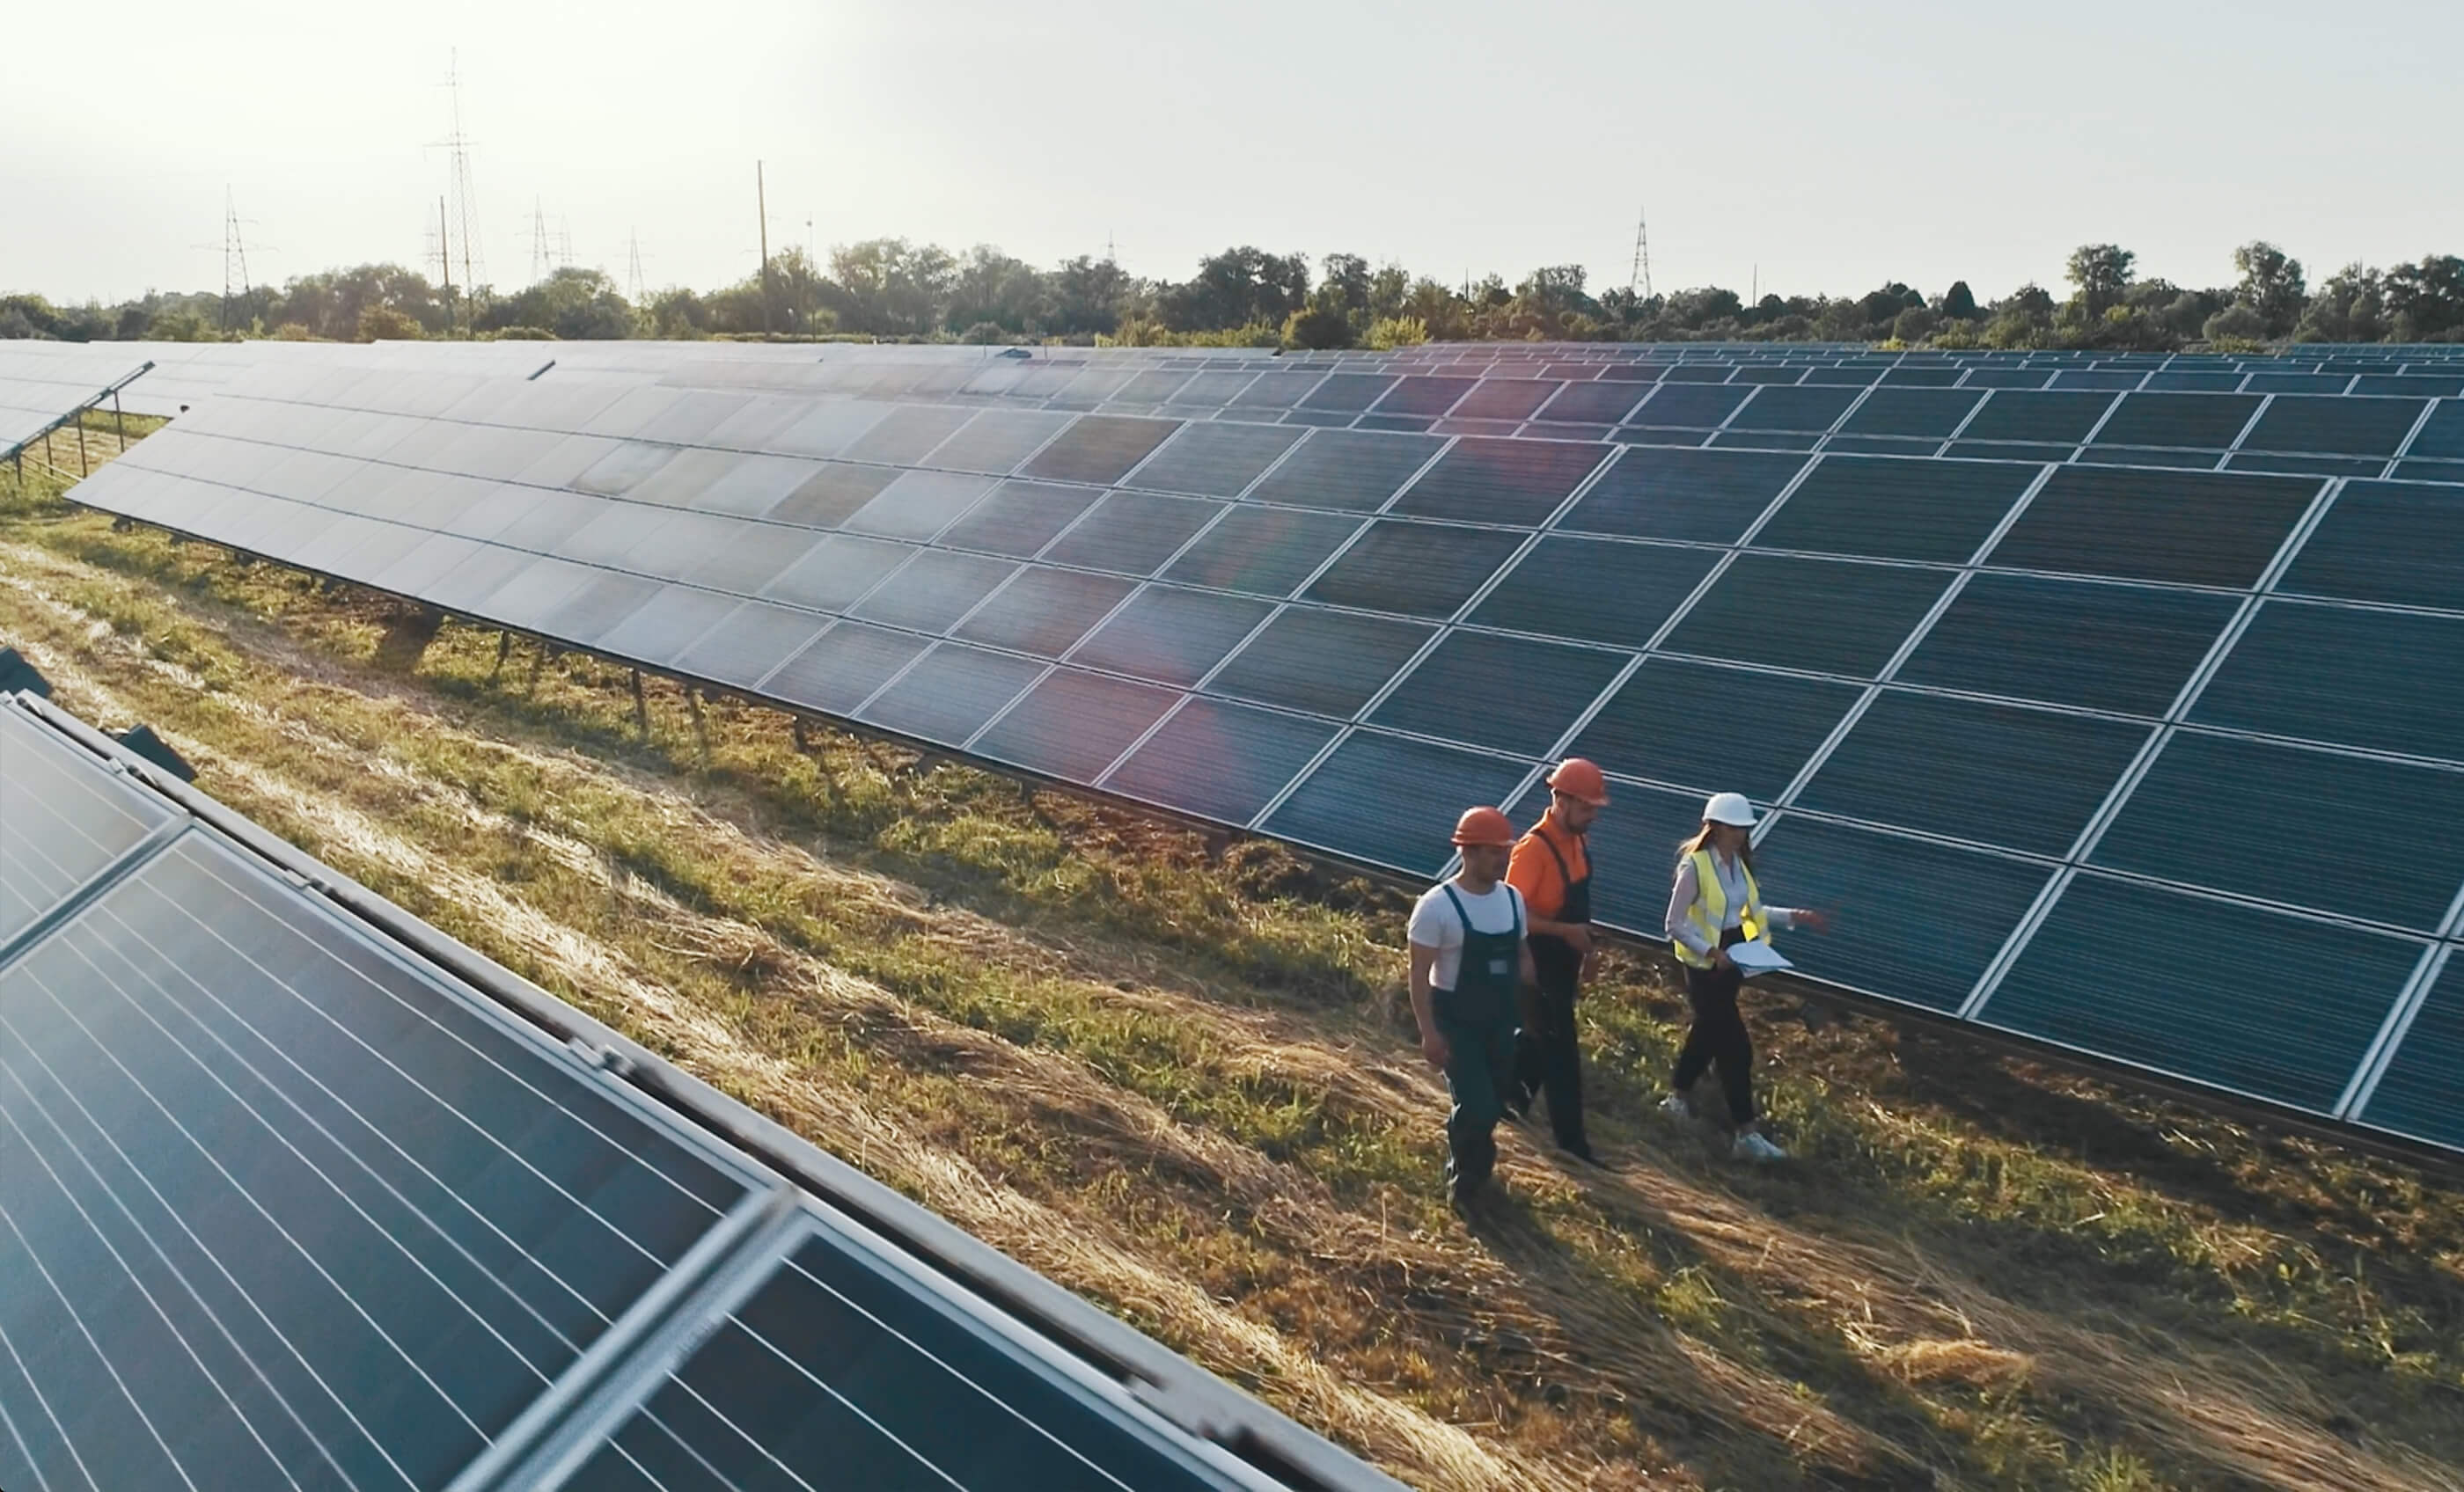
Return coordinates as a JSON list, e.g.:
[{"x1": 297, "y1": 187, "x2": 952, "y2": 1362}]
[
  {"x1": 438, "y1": 196, "x2": 456, "y2": 335},
  {"x1": 1628, "y1": 206, "x2": 1653, "y2": 300},
  {"x1": 756, "y1": 160, "x2": 773, "y2": 336}
]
